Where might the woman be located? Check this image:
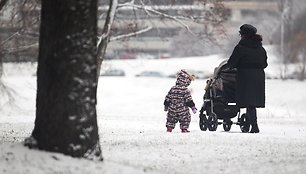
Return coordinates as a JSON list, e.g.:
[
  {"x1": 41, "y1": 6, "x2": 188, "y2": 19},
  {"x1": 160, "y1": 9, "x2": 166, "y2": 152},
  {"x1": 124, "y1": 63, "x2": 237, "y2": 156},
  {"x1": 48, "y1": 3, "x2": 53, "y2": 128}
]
[{"x1": 227, "y1": 24, "x2": 268, "y2": 133}]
